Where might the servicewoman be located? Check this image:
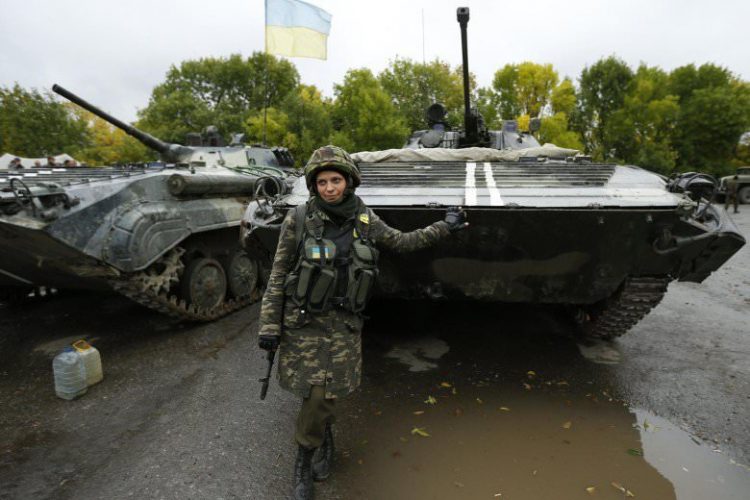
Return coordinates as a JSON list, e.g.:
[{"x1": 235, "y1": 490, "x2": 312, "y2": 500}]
[{"x1": 257, "y1": 145, "x2": 467, "y2": 500}]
